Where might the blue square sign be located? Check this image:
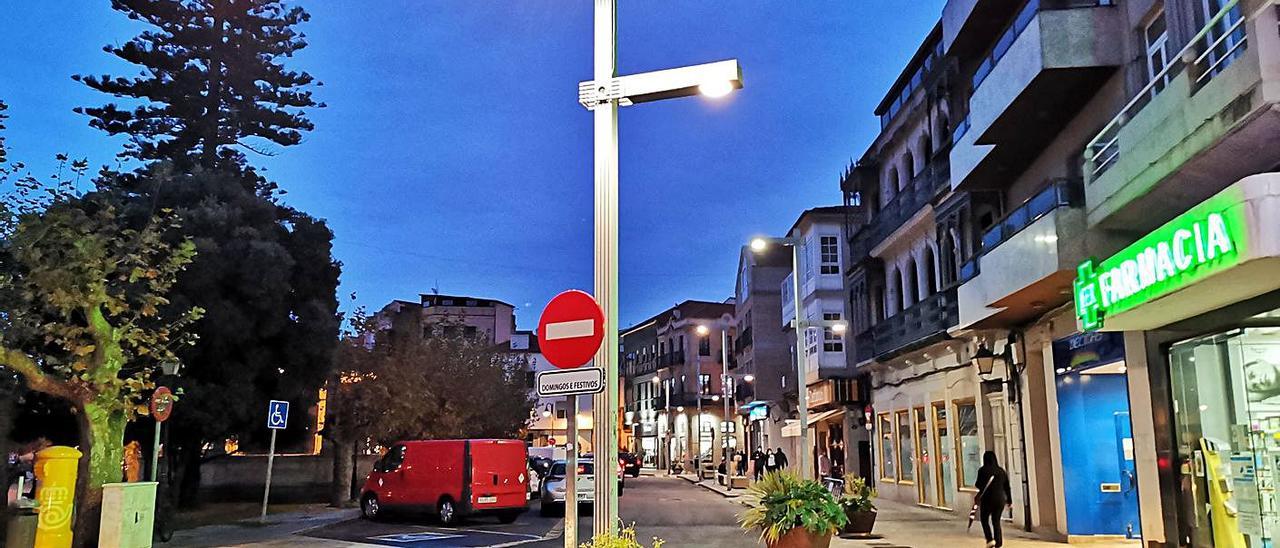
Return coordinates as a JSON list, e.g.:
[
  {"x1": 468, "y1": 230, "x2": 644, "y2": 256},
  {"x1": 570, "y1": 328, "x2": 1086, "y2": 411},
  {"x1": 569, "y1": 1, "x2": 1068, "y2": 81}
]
[{"x1": 267, "y1": 400, "x2": 289, "y2": 430}]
